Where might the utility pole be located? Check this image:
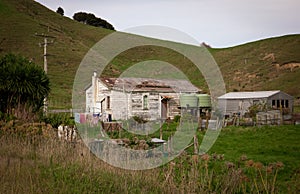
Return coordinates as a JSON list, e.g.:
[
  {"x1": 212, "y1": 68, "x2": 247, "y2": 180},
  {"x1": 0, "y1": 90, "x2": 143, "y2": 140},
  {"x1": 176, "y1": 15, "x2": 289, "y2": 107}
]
[{"x1": 35, "y1": 33, "x2": 55, "y2": 115}]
